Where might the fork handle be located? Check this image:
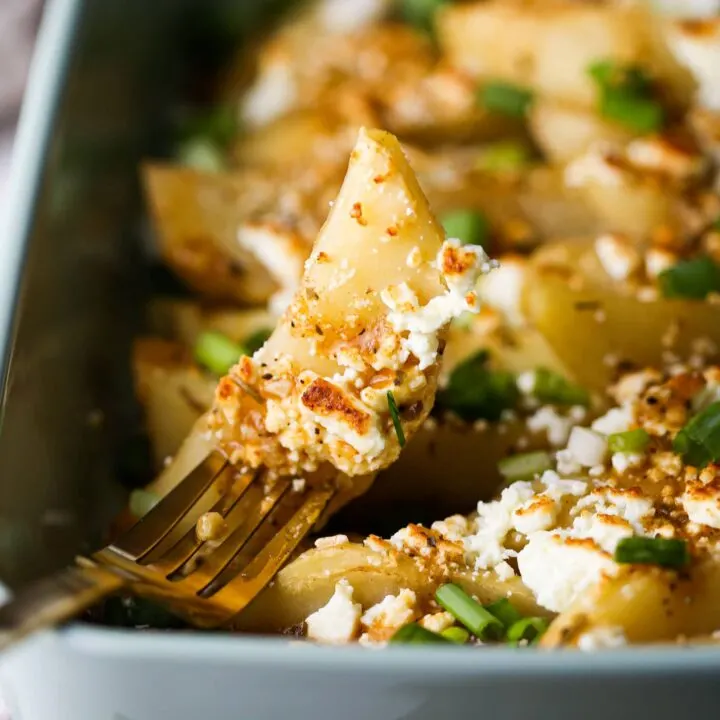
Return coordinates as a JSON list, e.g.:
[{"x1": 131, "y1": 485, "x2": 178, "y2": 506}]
[{"x1": 0, "y1": 563, "x2": 126, "y2": 653}]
